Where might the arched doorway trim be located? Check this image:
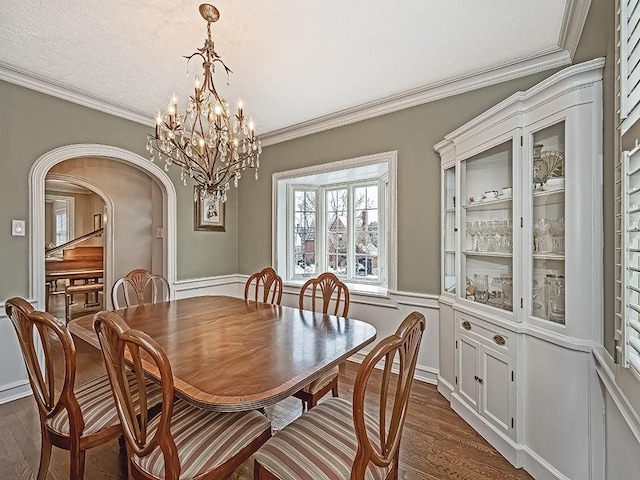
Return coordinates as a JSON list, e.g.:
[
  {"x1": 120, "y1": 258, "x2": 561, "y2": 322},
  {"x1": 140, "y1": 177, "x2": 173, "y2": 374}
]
[{"x1": 29, "y1": 144, "x2": 177, "y2": 310}]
